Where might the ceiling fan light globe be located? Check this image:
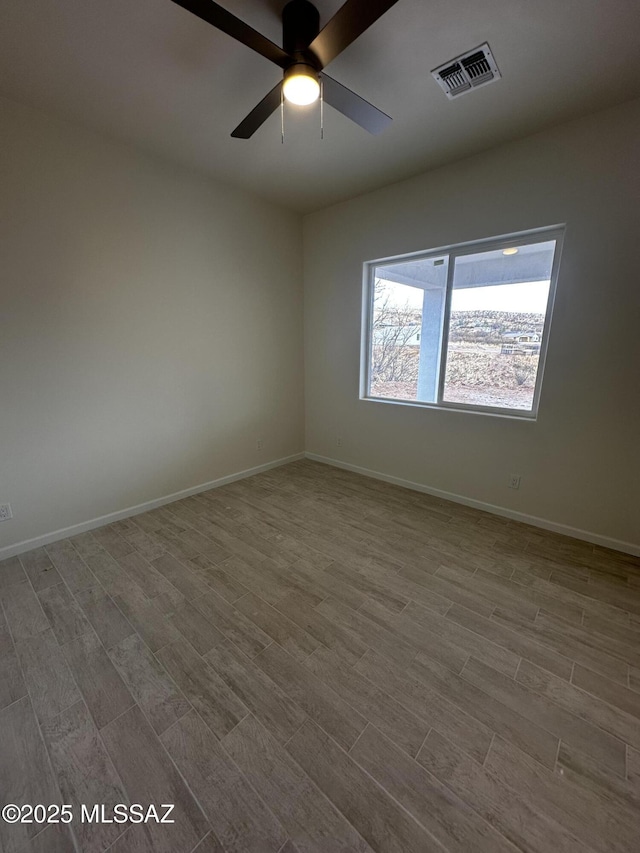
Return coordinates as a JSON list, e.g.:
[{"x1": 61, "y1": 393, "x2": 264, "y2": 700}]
[{"x1": 283, "y1": 68, "x2": 320, "y2": 106}]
